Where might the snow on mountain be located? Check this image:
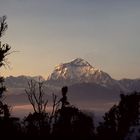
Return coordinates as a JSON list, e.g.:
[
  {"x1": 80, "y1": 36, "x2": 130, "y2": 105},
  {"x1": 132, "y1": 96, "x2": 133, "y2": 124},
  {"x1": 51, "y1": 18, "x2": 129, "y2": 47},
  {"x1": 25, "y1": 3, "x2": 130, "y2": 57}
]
[
  {"x1": 3, "y1": 58, "x2": 140, "y2": 120},
  {"x1": 47, "y1": 58, "x2": 117, "y2": 87},
  {"x1": 4, "y1": 58, "x2": 140, "y2": 107},
  {"x1": 5, "y1": 58, "x2": 138, "y2": 93}
]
